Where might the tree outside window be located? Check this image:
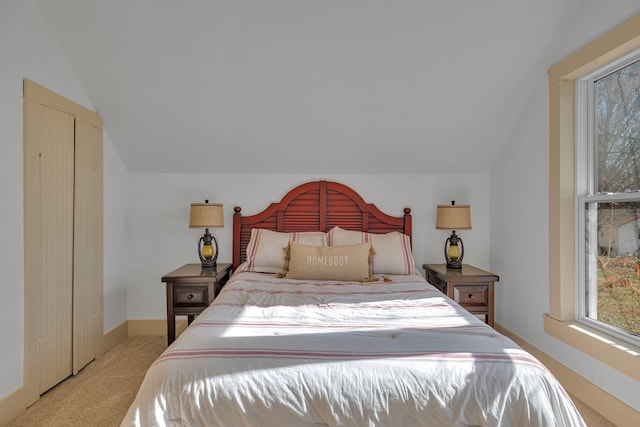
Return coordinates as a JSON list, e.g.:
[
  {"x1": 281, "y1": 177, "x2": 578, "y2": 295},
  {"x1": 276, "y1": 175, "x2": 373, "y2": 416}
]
[{"x1": 583, "y1": 58, "x2": 640, "y2": 339}]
